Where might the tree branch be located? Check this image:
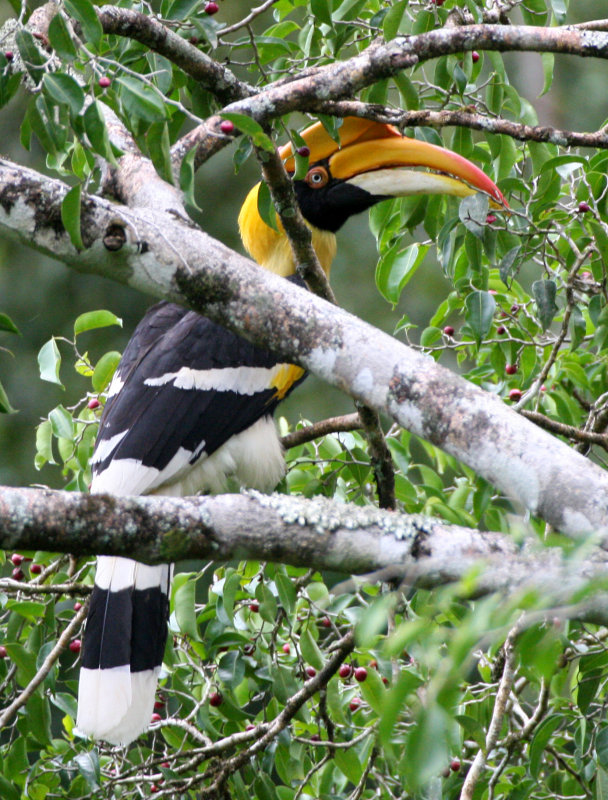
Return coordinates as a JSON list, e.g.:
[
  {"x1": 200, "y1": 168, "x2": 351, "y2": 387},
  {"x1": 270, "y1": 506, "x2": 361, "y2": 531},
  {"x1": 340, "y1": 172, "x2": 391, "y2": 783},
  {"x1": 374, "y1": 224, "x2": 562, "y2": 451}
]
[
  {"x1": 2, "y1": 157, "x2": 608, "y2": 537},
  {"x1": 280, "y1": 413, "x2": 361, "y2": 449}
]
